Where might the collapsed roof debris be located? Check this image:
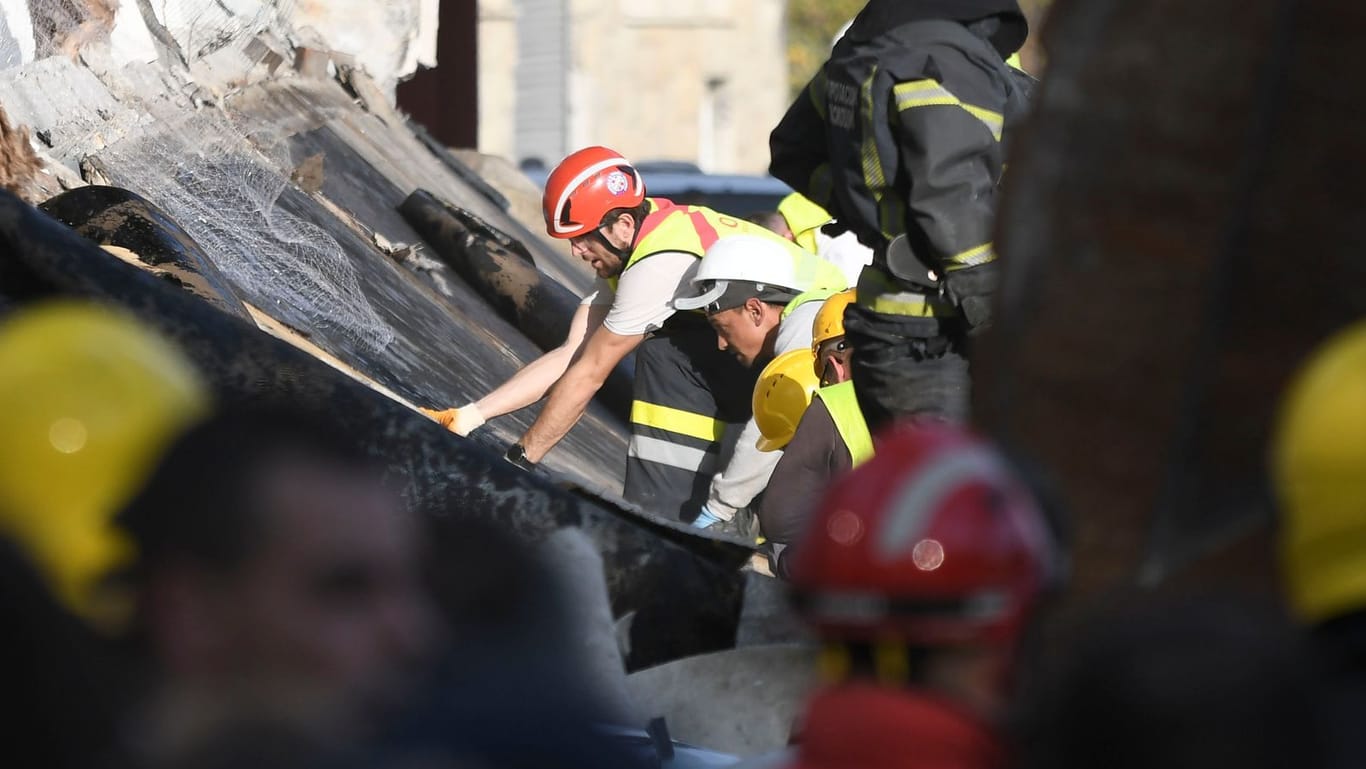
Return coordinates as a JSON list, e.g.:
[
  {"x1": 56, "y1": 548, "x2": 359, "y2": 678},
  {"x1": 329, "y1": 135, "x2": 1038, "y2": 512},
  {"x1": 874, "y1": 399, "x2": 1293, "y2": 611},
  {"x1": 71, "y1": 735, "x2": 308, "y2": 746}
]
[{"x1": 0, "y1": 0, "x2": 801, "y2": 687}]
